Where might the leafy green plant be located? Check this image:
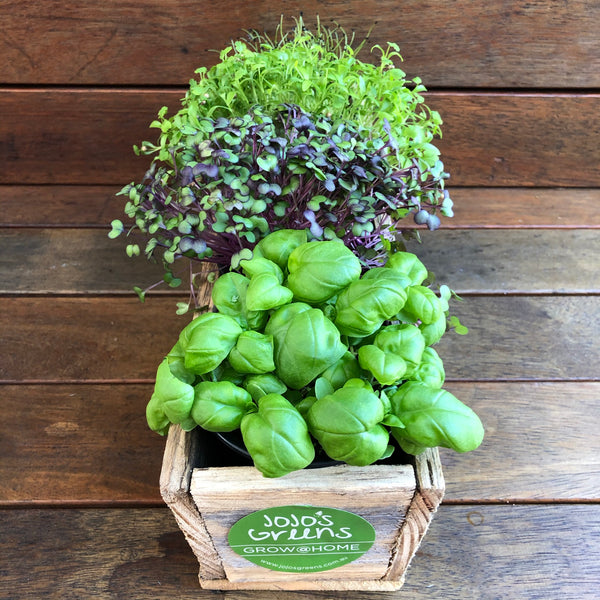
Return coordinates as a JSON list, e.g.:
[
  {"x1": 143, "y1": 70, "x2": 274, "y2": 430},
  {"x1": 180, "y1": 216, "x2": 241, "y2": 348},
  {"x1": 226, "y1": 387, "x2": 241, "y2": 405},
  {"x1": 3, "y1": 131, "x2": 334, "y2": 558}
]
[
  {"x1": 110, "y1": 19, "x2": 453, "y2": 302},
  {"x1": 111, "y1": 104, "x2": 451, "y2": 292},
  {"x1": 146, "y1": 230, "x2": 483, "y2": 477},
  {"x1": 144, "y1": 18, "x2": 444, "y2": 173}
]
